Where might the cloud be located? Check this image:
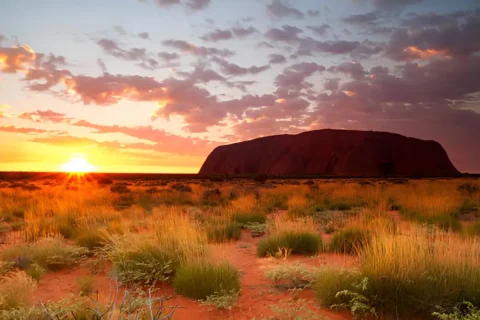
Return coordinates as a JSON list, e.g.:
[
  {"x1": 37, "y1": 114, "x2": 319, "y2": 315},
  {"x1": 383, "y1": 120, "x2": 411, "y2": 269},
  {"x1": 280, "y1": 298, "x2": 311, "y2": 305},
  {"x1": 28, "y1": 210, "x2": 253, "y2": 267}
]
[
  {"x1": 266, "y1": 0, "x2": 304, "y2": 19},
  {"x1": 72, "y1": 120, "x2": 218, "y2": 156},
  {"x1": 328, "y1": 61, "x2": 366, "y2": 80},
  {"x1": 265, "y1": 26, "x2": 381, "y2": 57},
  {"x1": 137, "y1": 32, "x2": 150, "y2": 39},
  {"x1": 369, "y1": 0, "x2": 423, "y2": 9},
  {"x1": 268, "y1": 54, "x2": 287, "y2": 64},
  {"x1": 0, "y1": 125, "x2": 52, "y2": 134},
  {"x1": 201, "y1": 29, "x2": 233, "y2": 42},
  {"x1": 201, "y1": 26, "x2": 257, "y2": 42},
  {"x1": 18, "y1": 109, "x2": 71, "y2": 123},
  {"x1": 343, "y1": 11, "x2": 381, "y2": 26},
  {"x1": 0, "y1": 45, "x2": 36, "y2": 73},
  {"x1": 157, "y1": 51, "x2": 180, "y2": 61},
  {"x1": 265, "y1": 25, "x2": 303, "y2": 43},
  {"x1": 275, "y1": 62, "x2": 325, "y2": 91},
  {"x1": 184, "y1": 0, "x2": 210, "y2": 10},
  {"x1": 385, "y1": 10, "x2": 480, "y2": 60},
  {"x1": 162, "y1": 39, "x2": 235, "y2": 57},
  {"x1": 232, "y1": 26, "x2": 257, "y2": 38},
  {"x1": 308, "y1": 24, "x2": 330, "y2": 36},
  {"x1": 151, "y1": 0, "x2": 210, "y2": 10},
  {"x1": 306, "y1": 10, "x2": 320, "y2": 17},
  {"x1": 0, "y1": 104, "x2": 14, "y2": 118},
  {"x1": 212, "y1": 57, "x2": 270, "y2": 76},
  {"x1": 97, "y1": 38, "x2": 147, "y2": 61}
]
